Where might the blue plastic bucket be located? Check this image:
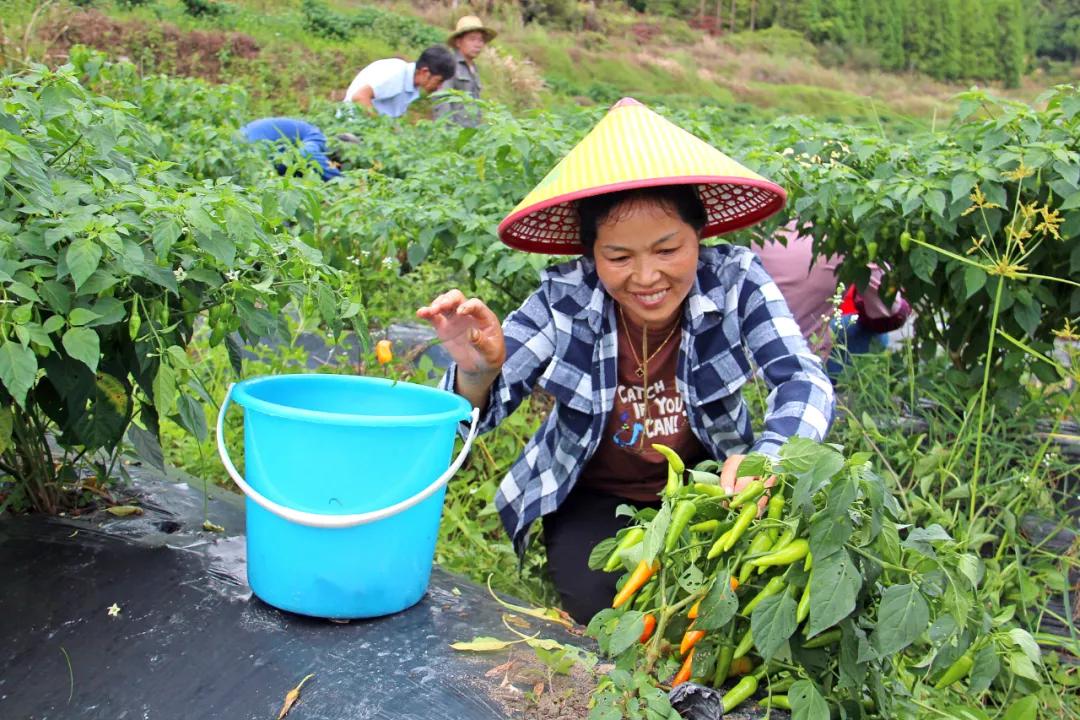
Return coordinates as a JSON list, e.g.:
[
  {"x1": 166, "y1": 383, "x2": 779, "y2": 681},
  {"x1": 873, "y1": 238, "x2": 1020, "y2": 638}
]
[{"x1": 216, "y1": 374, "x2": 478, "y2": 619}]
